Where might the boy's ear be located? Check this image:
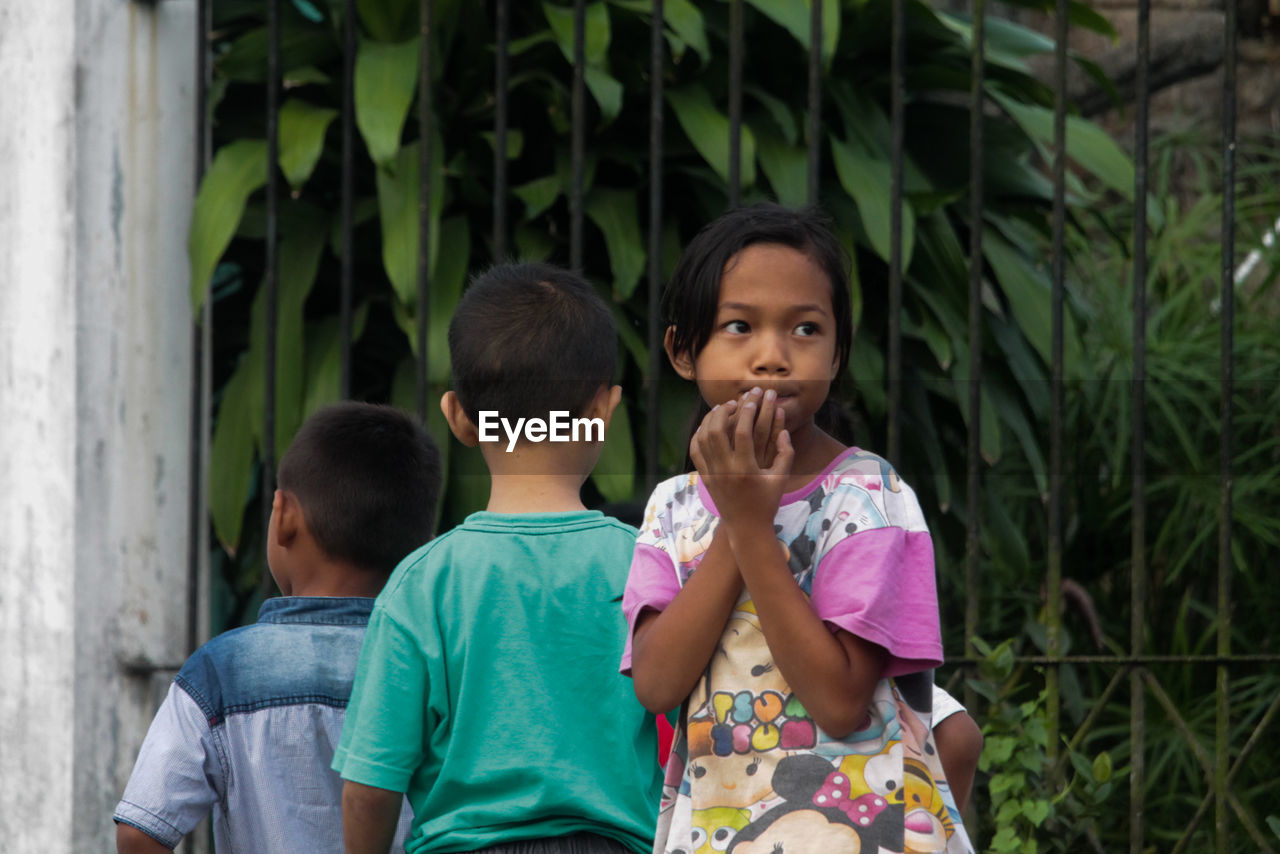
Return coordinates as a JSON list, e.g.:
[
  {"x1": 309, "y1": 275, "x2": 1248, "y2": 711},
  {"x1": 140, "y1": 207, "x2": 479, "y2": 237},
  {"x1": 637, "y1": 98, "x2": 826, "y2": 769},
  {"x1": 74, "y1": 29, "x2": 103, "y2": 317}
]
[
  {"x1": 272, "y1": 489, "x2": 302, "y2": 548},
  {"x1": 585, "y1": 384, "x2": 624, "y2": 432},
  {"x1": 664, "y1": 326, "x2": 696, "y2": 381},
  {"x1": 440, "y1": 391, "x2": 480, "y2": 447}
]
